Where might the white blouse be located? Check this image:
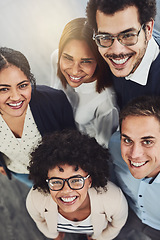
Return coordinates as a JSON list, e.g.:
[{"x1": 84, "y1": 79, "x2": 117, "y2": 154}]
[
  {"x1": 0, "y1": 106, "x2": 41, "y2": 173},
  {"x1": 51, "y1": 49, "x2": 119, "y2": 148}
]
